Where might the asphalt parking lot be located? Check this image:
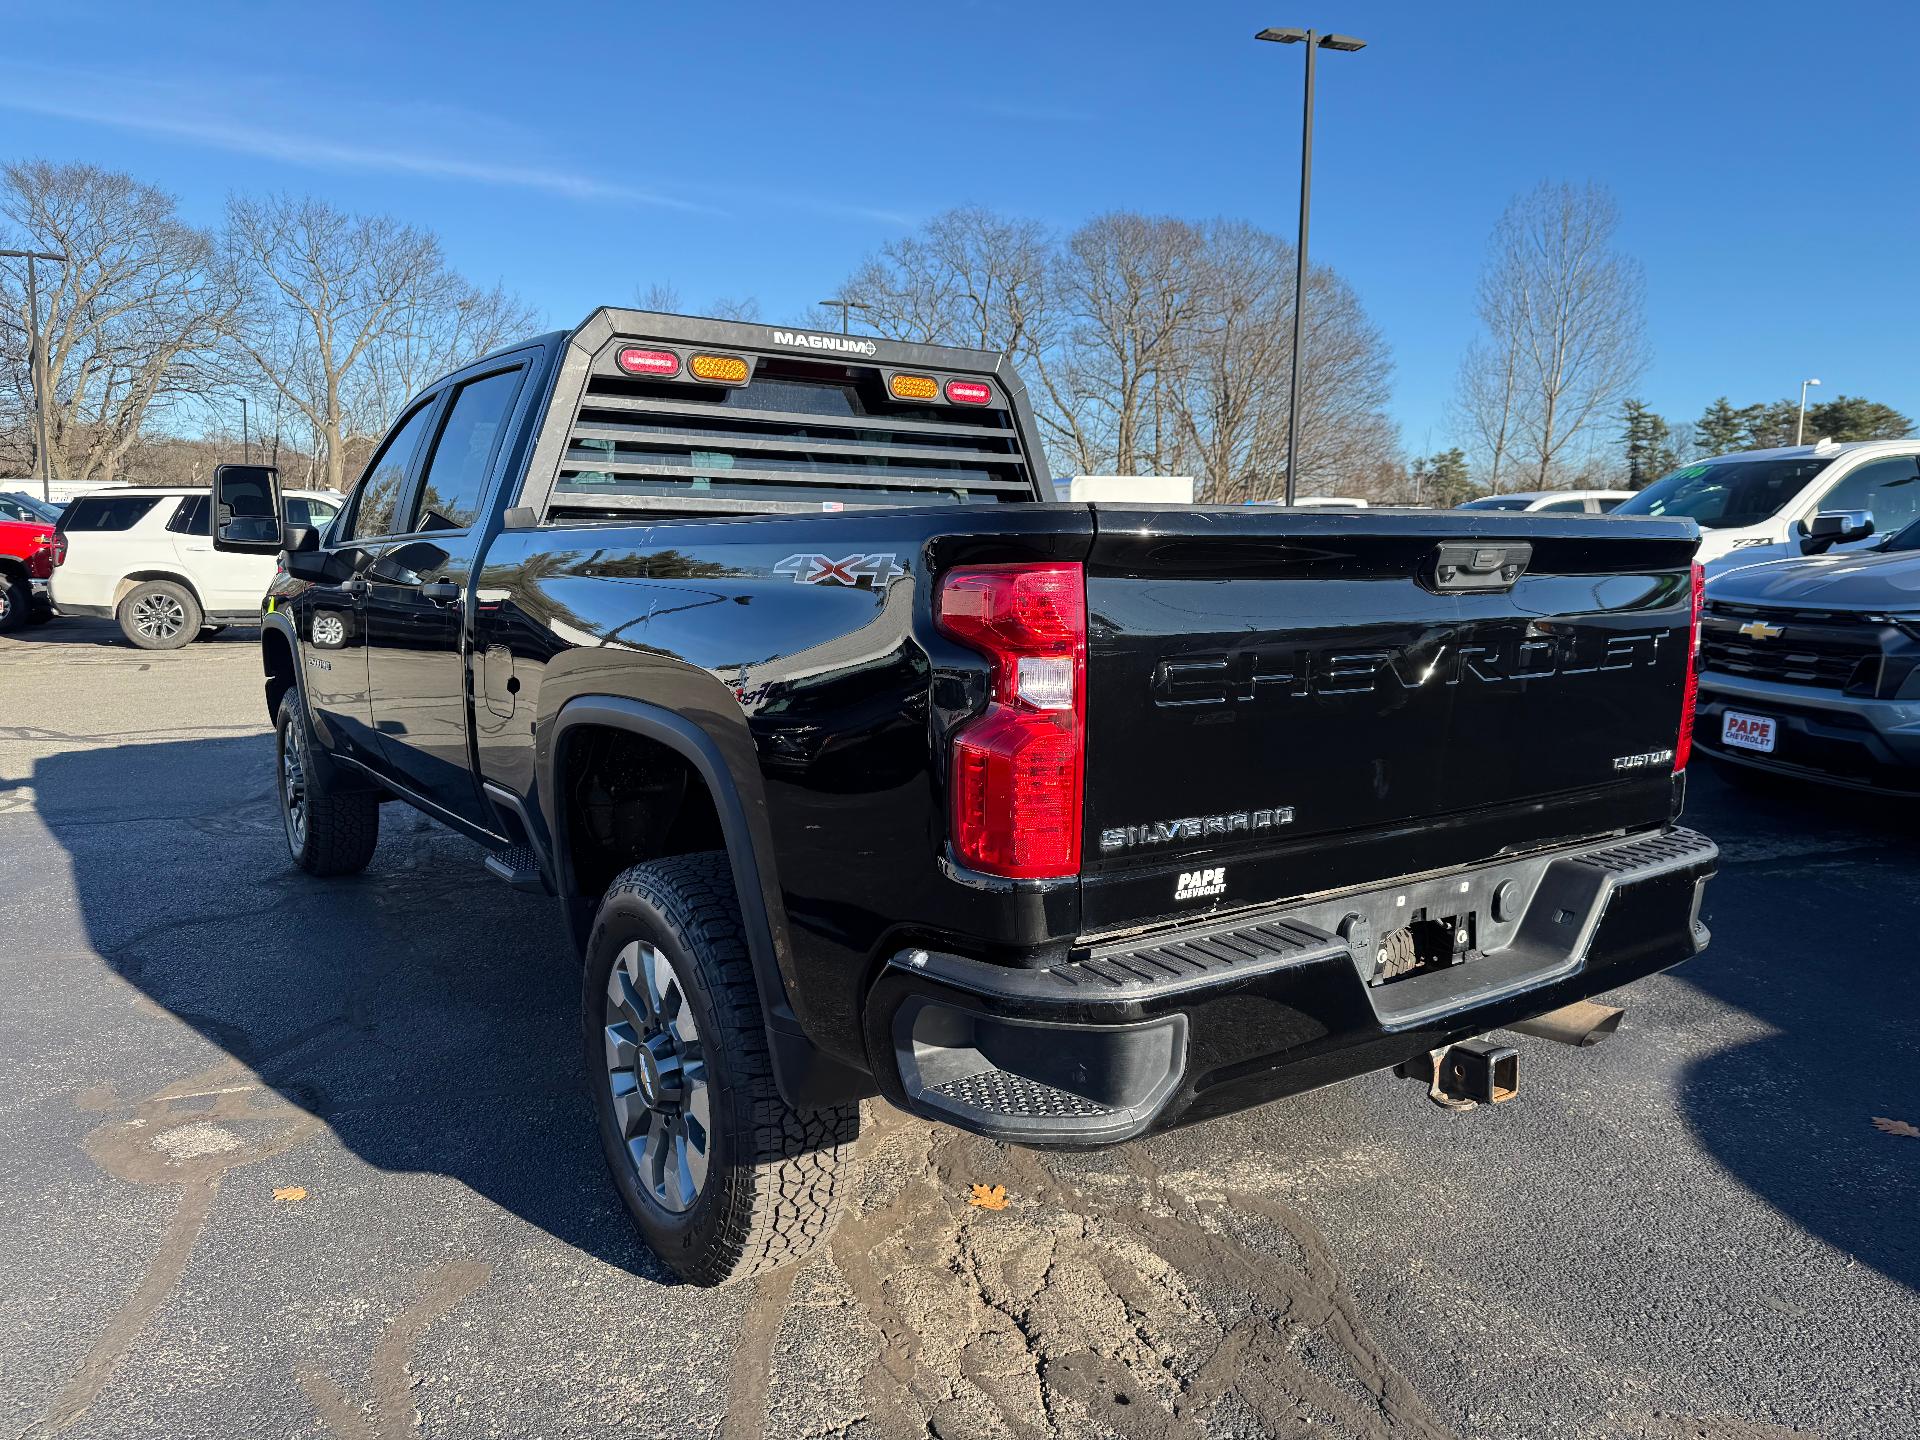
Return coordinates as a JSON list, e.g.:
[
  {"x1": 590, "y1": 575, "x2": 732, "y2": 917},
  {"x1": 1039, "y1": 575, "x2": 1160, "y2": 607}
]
[{"x1": 2, "y1": 617, "x2": 1916, "y2": 1440}]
